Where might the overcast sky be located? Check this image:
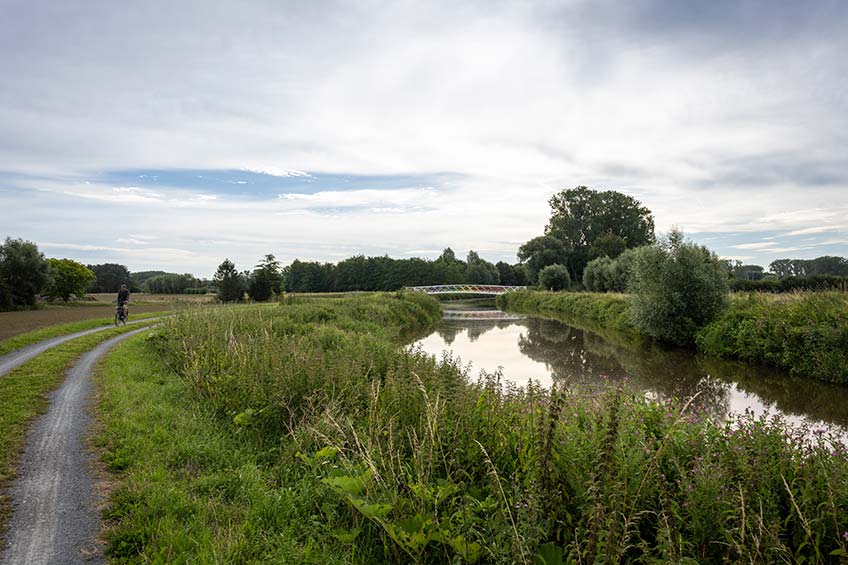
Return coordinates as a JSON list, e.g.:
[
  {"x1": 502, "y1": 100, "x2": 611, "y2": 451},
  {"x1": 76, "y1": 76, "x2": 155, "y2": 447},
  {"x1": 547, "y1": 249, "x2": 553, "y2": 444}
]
[{"x1": 2, "y1": 0, "x2": 846, "y2": 276}]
